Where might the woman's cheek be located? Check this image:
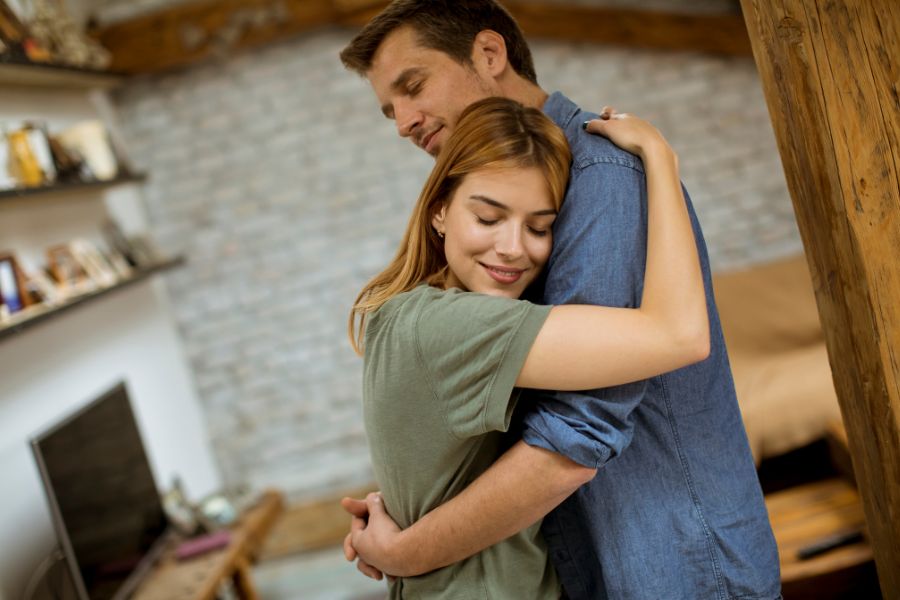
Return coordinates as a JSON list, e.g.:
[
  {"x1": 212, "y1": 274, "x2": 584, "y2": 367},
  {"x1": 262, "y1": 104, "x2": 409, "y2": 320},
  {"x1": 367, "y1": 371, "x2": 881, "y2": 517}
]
[{"x1": 535, "y1": 237, "x2": 553, "y2": 267}]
